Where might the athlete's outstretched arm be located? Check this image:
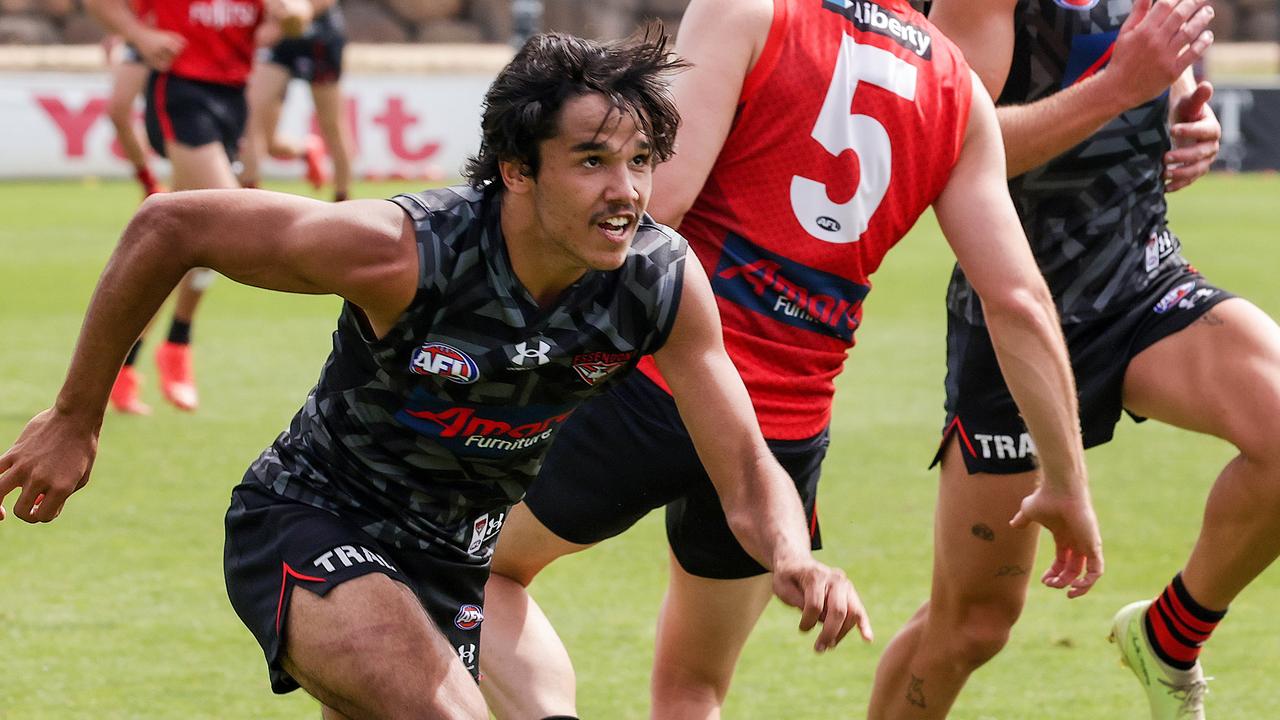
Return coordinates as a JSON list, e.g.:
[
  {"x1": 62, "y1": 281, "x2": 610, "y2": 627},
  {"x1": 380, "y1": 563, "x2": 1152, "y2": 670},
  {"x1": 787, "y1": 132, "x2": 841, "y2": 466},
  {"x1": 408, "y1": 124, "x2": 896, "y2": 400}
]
[
  {"x1": 0, "y1": 191, "x2": 417, "y2": 524},
  {"x1": 646, "y1": 0, "x2": 772, "y2": 227},
  {"x1": 931, "y1": 0, "x2": 1214, "y2": 177},
  {"x1": 652, "y1": 259, "x2": 872, "y2": 651},
  {"x1": 934, "y1": 75, "x2": 1104, "y2": 598}
]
